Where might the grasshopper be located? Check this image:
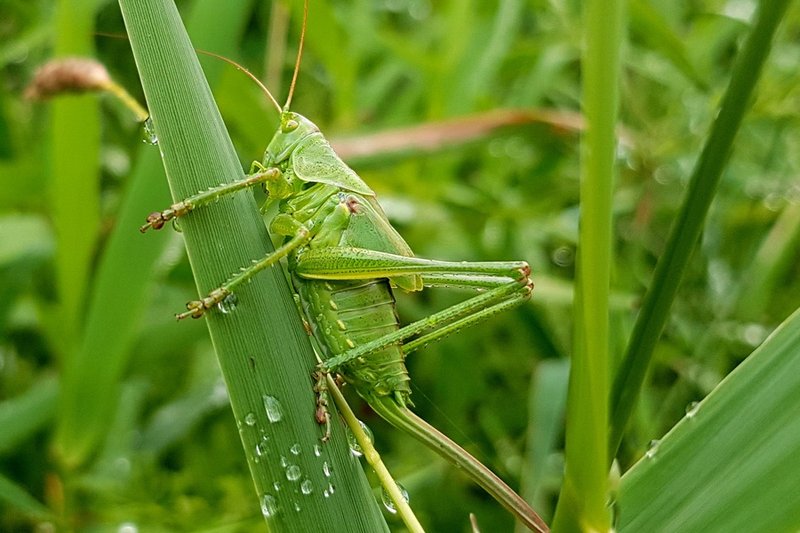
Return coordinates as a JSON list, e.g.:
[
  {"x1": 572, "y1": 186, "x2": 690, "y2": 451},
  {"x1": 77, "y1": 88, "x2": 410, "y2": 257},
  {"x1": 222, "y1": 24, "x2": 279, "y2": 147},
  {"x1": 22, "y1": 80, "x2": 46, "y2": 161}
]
[{"x1": 141, "y1": 5, "x2": 546, "y2": 531}]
